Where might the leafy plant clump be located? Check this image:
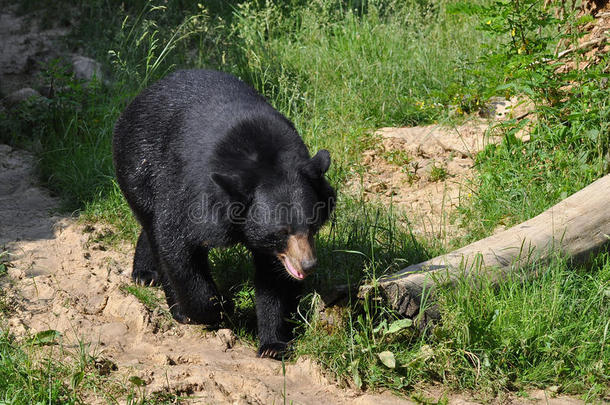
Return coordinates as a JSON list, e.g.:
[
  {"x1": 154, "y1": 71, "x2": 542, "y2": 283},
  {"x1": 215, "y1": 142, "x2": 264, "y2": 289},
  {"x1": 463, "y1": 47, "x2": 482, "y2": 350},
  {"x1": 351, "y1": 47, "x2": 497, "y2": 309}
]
[{"x1": 453, "y1": 0, "x2": 609, "y2": 240}]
